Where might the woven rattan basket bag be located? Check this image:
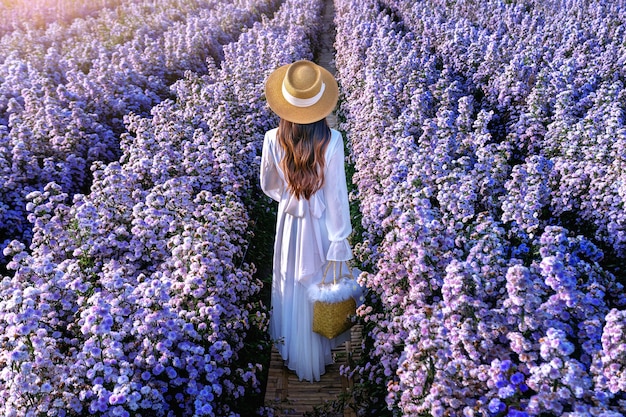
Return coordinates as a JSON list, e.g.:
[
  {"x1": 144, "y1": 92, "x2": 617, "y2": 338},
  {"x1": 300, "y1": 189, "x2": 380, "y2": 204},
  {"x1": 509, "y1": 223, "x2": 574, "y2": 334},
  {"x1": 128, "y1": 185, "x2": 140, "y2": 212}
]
[{"x1": 309, "y1": 261, "x2": 360, "y2": 339}]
